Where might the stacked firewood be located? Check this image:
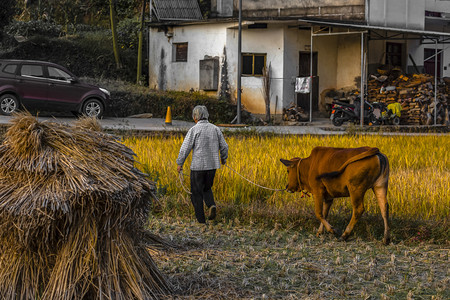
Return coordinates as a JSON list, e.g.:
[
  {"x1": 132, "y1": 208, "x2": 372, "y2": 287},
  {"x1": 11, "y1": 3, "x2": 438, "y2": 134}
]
[{"x1": 368, "y1": 72, "x2": 449, "y2": 125}]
